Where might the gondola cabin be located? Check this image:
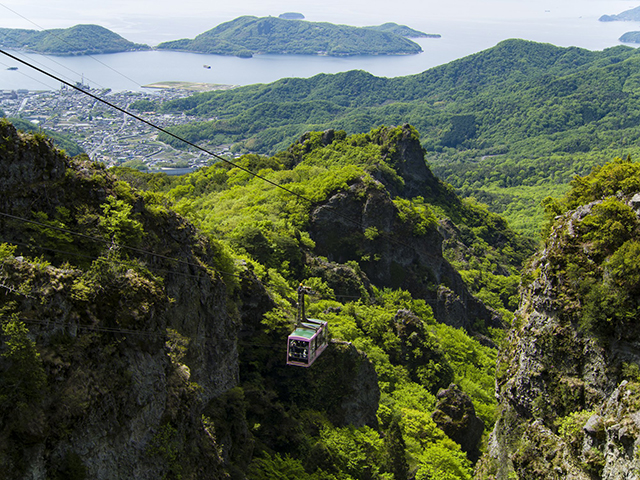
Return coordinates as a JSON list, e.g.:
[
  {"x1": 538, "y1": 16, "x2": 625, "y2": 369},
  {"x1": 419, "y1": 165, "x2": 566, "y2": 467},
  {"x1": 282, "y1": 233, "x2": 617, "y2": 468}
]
[{"x1": 286, "y1": 318, "x2": 328, "y2": 367}]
